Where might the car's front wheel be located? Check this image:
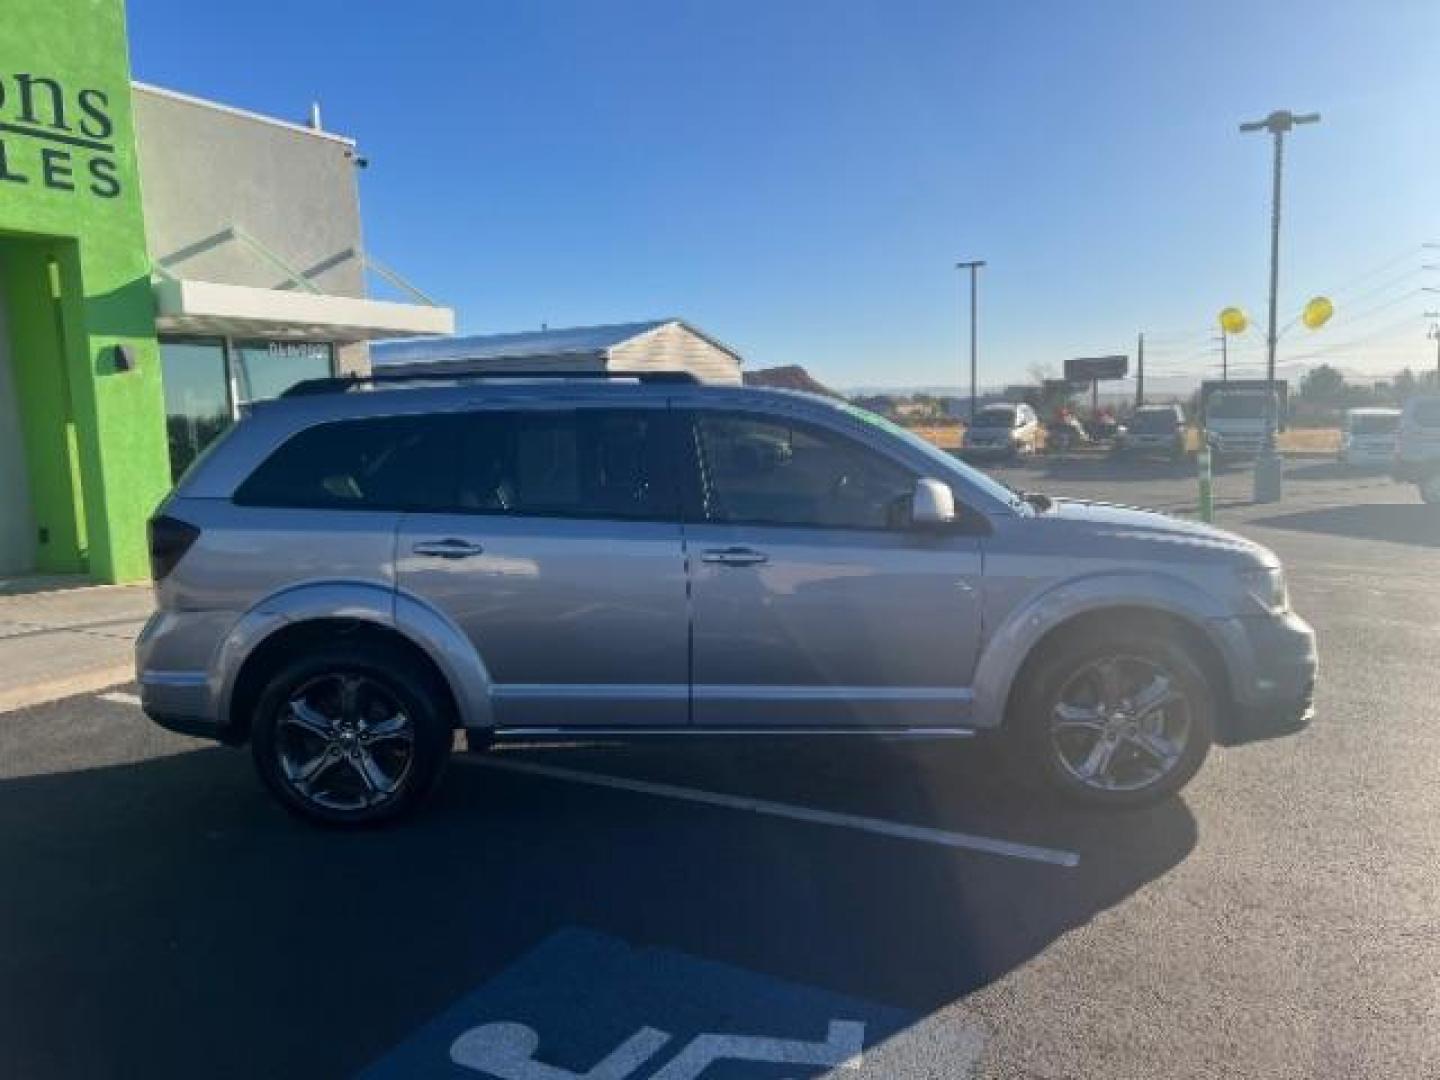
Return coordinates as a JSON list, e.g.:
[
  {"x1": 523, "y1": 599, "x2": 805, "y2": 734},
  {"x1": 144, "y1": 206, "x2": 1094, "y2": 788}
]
[
  {"x1": 1011, "y1": 627, "x2": 1215, "y2": 808},
  {"x1": 250, "y1": 644, "x2": 452, "y2": 826}
]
